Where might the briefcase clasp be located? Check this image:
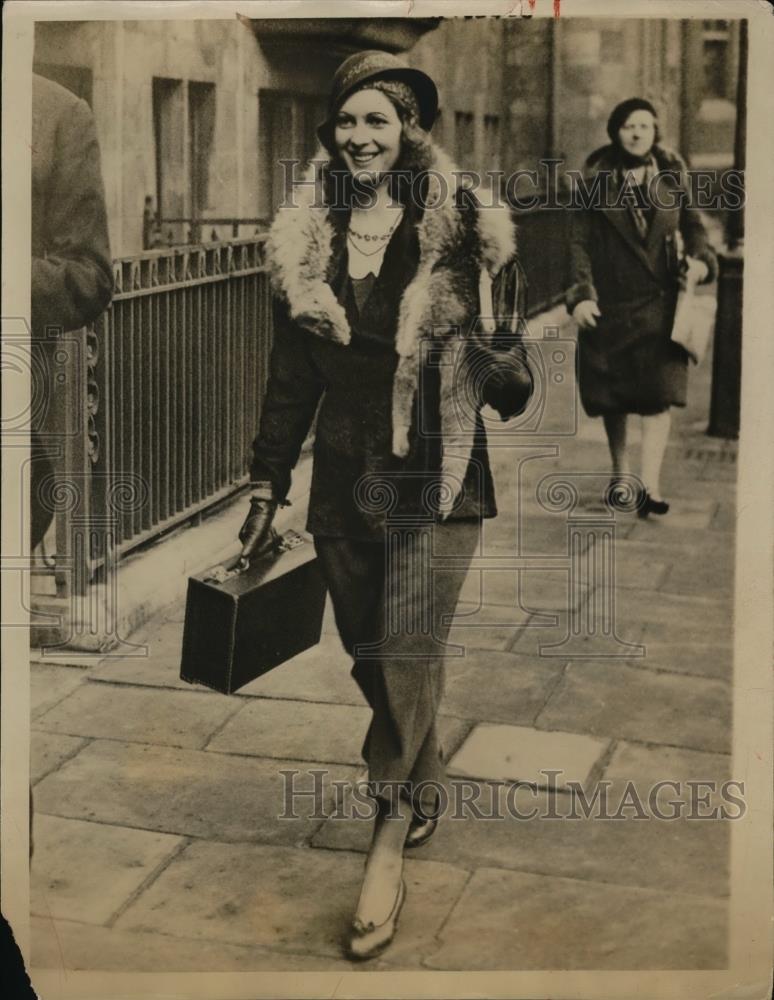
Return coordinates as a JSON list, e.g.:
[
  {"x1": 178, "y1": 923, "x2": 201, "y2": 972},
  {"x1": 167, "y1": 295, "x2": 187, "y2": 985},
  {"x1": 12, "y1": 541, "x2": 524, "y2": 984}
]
[
  {"x1": 277, "y1": 530, "x2": 306, "y2": 552},
  {"x1": 203, "y1": 530, "x2": 306, "y2": 584}
]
